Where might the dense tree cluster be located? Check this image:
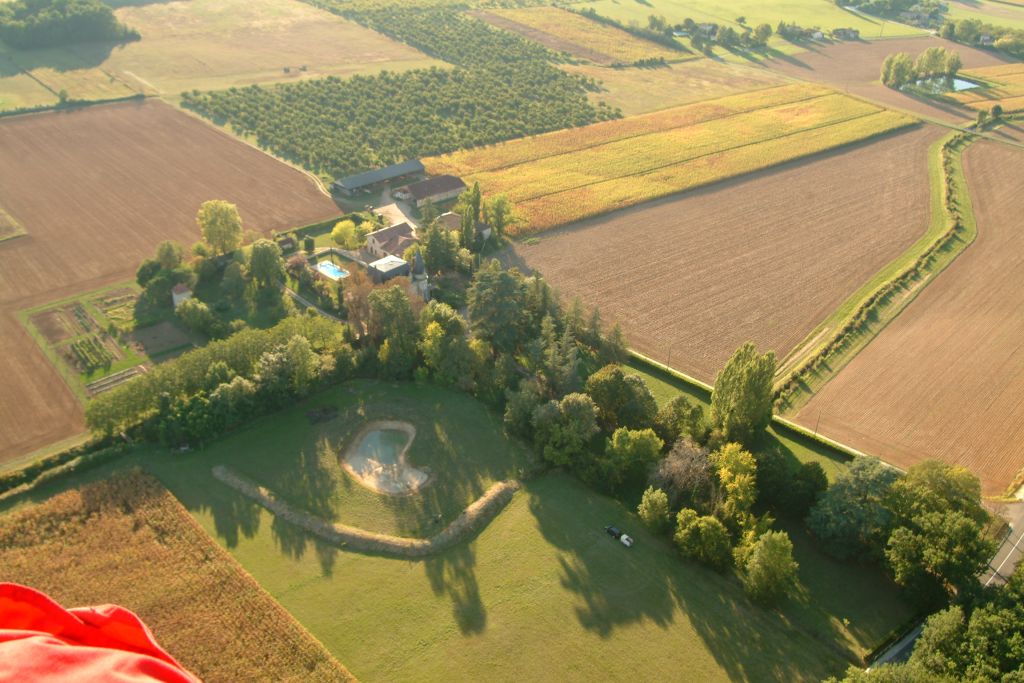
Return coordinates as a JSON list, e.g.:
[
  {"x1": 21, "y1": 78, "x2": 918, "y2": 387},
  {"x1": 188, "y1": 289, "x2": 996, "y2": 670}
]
[
  {"x1": 0, "y1": 0, "x2": 139, "y2": 50},
  {"x1": 942, "y1": 18, "x2": 1024, "y2": 59},
  {"x1": 881, "y1": 47, "x2": 961, "y2": 89},
  {"x1": 181, "y1": 7, "x2": 616, "y2": 179},
  {"x1": 808, "y1": 458, "x2": 996, "y2": 608}
]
